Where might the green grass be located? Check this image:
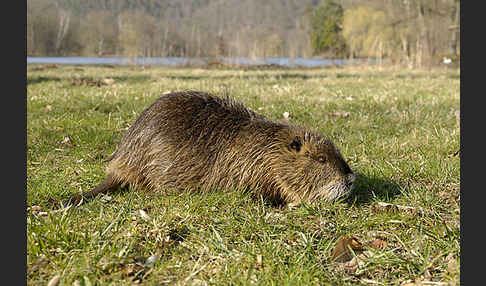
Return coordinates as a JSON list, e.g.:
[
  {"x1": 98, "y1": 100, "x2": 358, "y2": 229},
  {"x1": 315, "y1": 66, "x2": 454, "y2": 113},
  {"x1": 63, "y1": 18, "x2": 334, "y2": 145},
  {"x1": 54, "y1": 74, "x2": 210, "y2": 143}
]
[{"x1": 27, "y1": 64, "x2": 460, "y2": 285}]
